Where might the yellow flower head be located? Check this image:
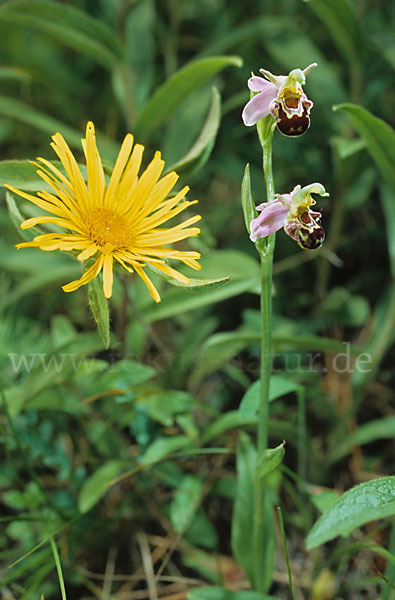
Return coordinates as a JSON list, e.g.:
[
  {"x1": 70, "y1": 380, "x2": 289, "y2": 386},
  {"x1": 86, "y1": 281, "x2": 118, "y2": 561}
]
[{"x1": 6, "y1": 122, "x2": 201, "y2": 302}]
